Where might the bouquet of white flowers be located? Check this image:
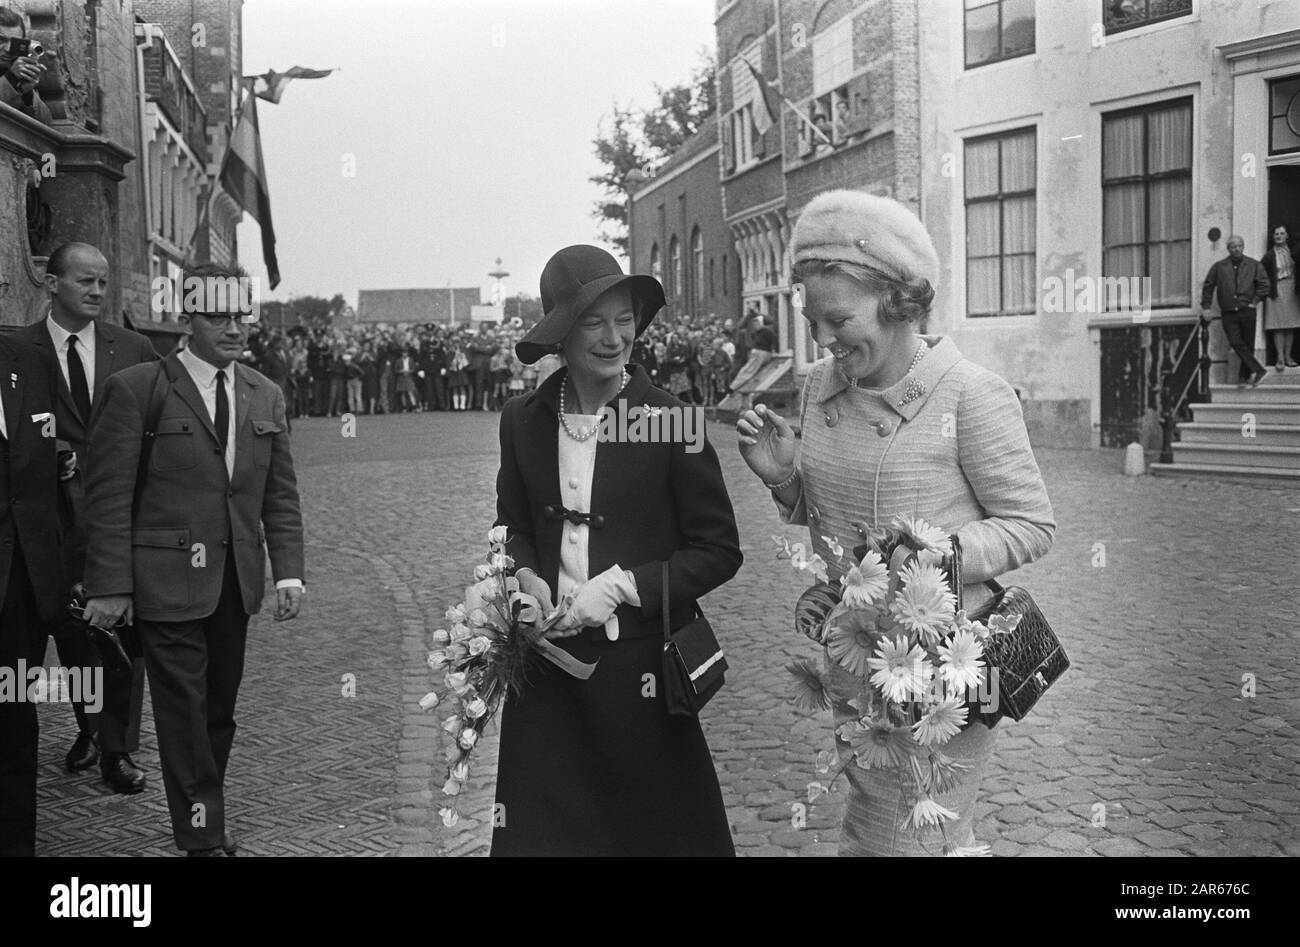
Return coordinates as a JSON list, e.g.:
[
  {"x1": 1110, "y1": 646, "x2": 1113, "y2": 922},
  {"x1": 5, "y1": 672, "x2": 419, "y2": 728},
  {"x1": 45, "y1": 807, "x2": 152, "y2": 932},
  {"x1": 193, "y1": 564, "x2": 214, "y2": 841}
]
[
  {"x1": 782, "y1": 514, "x2": 1019, "y2": 854},
  {"x1": 419, "y1": 527, "x2": 593, "y2": 828}
]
